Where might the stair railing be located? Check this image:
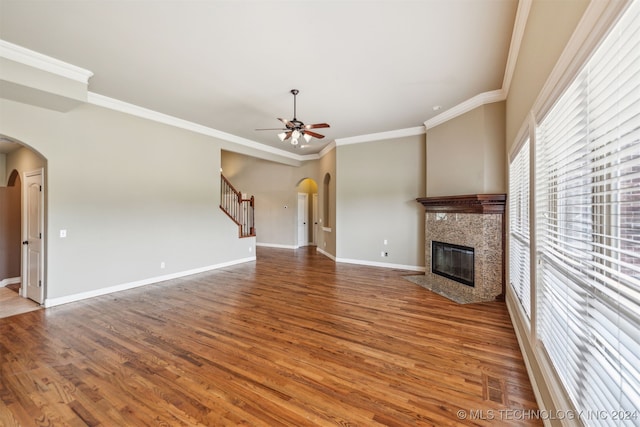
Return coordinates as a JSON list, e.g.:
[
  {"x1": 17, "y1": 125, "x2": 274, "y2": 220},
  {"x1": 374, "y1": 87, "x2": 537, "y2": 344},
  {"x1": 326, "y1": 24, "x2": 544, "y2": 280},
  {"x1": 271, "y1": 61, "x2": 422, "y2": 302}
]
[{"x1": 220, "y1": 175, "x2": 255, "y2": 238}]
